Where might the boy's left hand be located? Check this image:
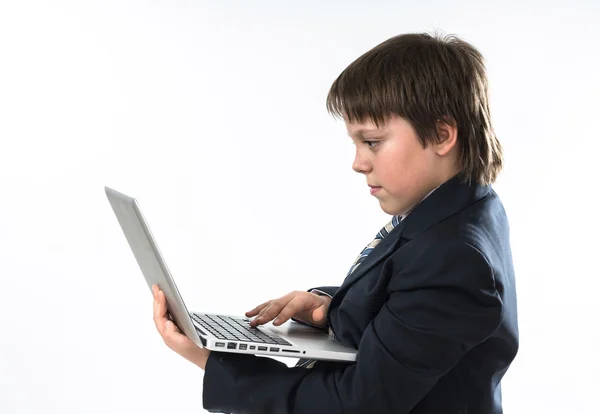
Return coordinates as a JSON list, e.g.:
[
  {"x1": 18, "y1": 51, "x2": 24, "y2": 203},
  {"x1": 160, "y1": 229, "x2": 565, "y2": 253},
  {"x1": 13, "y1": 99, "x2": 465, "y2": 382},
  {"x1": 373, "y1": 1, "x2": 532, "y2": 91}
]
[{"x1": 152, "y1": 284, "x2": 210, "y2": 370}]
